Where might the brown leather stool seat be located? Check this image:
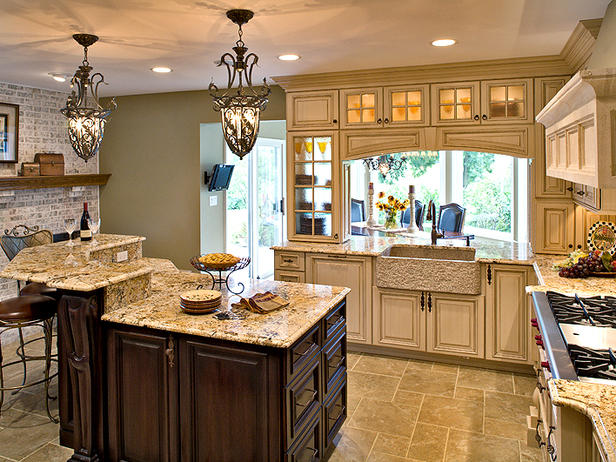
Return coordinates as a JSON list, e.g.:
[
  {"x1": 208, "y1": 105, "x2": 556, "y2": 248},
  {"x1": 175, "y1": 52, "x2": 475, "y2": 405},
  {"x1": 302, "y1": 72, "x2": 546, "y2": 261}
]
[
  {"x1": 19, "y1": 282, "x2": 58, "y2": 299},
  {"x1": 0, "y1": 295, "x2": 56, "y2": 323}
]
